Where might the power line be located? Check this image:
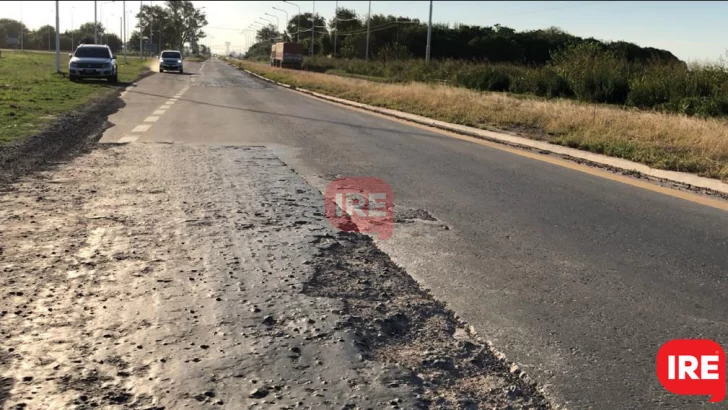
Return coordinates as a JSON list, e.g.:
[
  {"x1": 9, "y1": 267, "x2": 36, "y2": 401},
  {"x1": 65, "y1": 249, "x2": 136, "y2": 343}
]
[{"x1": 334, "y1": 21, "x2": 419, "y2": 37}]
